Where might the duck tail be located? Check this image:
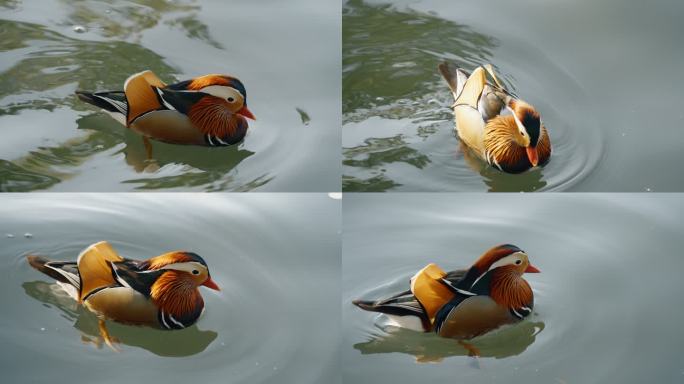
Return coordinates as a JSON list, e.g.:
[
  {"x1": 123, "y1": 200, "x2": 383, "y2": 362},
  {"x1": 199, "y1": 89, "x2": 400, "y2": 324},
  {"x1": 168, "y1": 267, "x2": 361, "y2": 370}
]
[
  {"x1": 76, "y1": 91, "x2": 128, "y2": 115},
  {"x1": 438, "y1": 61, "x2": 468, "y2": 100},
  {"x1": 27, "y1": 255, "x2": 81, "y2": 288},
  {"x1": 352, "y1": 299, "x2": 378, "y2": 311},
  {"x1": 27, "y1": 255, "x2": 63, "y2": 281}
]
